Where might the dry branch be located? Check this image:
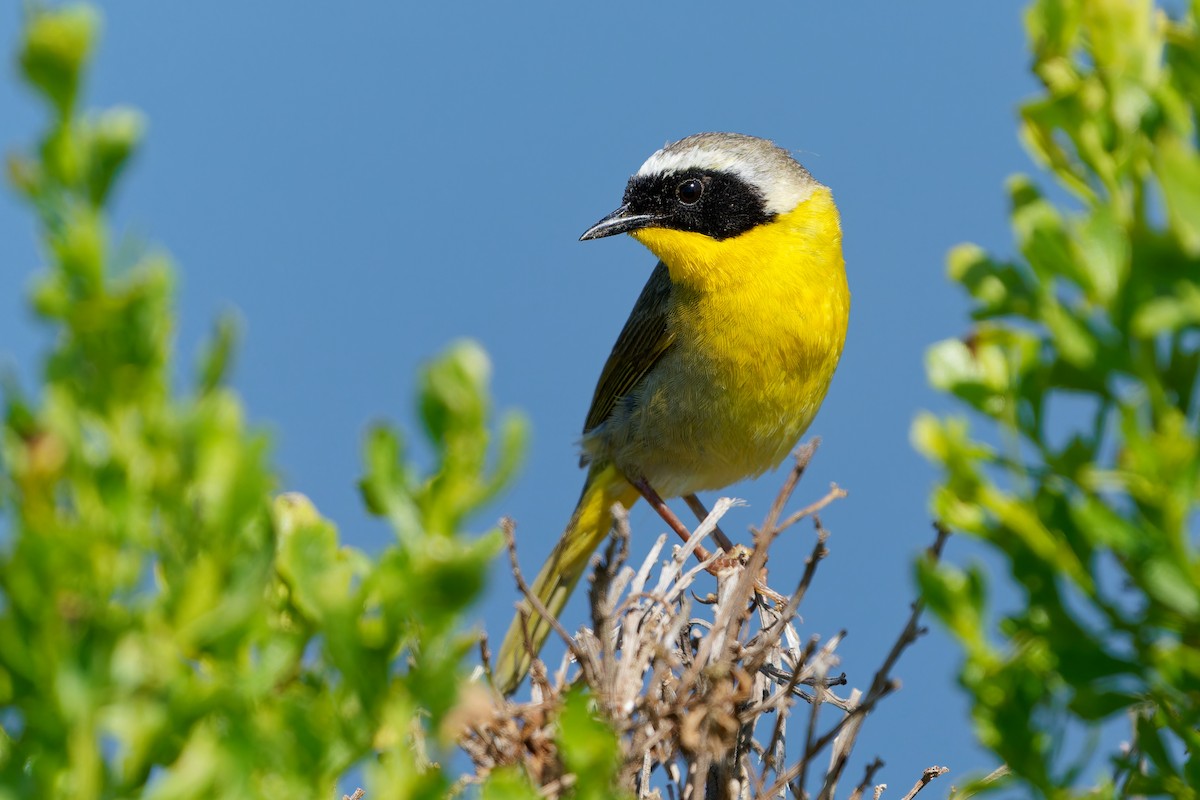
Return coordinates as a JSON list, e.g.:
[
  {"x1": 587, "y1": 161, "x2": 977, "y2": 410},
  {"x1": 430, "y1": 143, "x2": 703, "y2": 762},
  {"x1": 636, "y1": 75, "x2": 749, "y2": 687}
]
[
  {"x1": 461, "y1": 442, "x2": 948, "y2": 799},
  {"x1": 900, "y1": 766, "x2": 950, "y2": 800}
]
